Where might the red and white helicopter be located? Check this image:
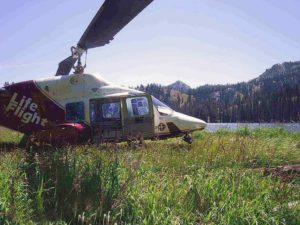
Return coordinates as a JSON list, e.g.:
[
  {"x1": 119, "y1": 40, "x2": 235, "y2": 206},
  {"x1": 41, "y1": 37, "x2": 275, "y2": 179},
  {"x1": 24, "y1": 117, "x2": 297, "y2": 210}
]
[{"x1": 0, "y1": 0, "x2": 206, "y2": 145}]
